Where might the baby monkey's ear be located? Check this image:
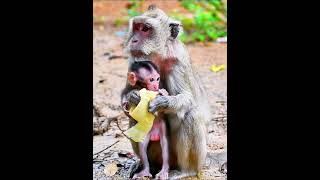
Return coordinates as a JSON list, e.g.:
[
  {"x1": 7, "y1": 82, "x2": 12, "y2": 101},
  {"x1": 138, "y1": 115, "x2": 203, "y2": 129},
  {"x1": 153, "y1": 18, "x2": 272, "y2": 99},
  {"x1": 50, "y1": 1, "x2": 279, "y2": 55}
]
[{"x1": 128, "y1": 72, "x2": 137, "y2": 86}]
